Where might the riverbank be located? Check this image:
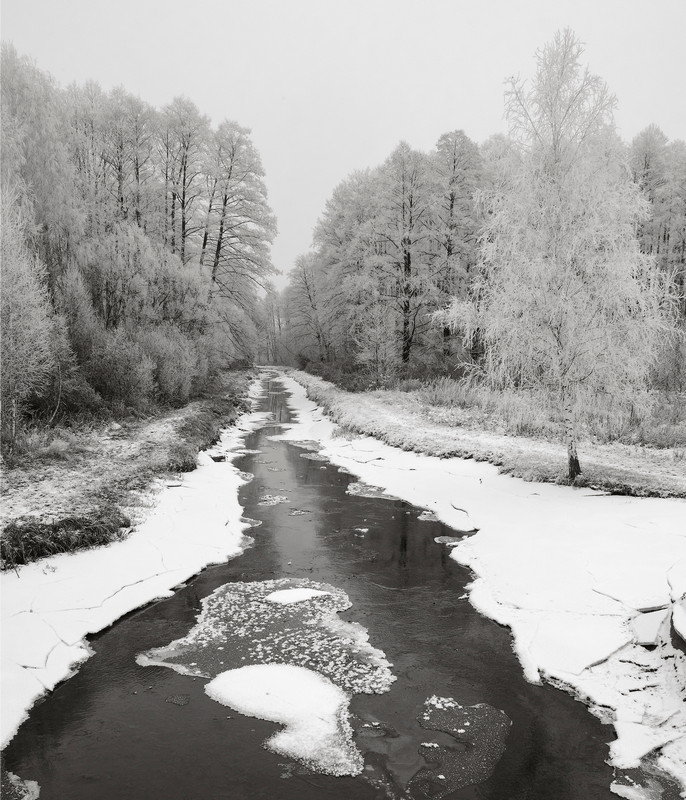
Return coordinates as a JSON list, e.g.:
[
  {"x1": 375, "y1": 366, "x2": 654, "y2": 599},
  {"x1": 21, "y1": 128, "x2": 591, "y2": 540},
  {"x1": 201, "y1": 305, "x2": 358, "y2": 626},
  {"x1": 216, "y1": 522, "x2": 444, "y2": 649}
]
[
  {"x1": 0, "y1": 371, "x2": 254, "y2": 569},
  {"x1": 0, "y1": 377, "x2": 268, "y2": 748},
  {"x1": 276, "y1": 371, "x2": 686, "y2": 797},
  {"x1": 290, "y1": 370, "x2": 686, "y2": 499}
]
